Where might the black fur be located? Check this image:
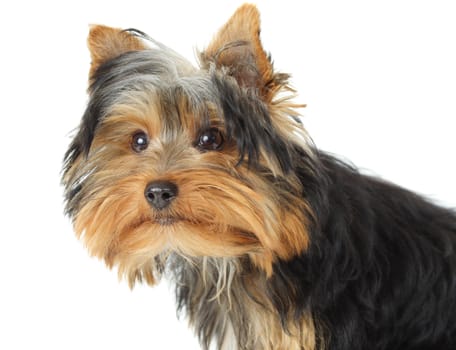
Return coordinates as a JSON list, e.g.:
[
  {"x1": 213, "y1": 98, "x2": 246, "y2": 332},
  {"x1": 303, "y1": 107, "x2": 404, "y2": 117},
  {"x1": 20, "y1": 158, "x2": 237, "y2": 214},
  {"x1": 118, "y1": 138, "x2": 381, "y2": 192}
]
[
  {"x1": 212, "y1": 73, "x2": 296, "y2": 171},
  {"x1": 270, "y1": 152, "x2": 456, "y2": 349}
]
